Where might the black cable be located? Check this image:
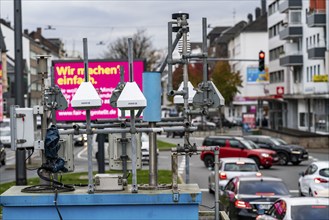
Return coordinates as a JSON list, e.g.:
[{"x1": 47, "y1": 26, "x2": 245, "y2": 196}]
[
  {"x1": 54, "y1": 189, "x2": 63, "y2": 220},
  {"x1": 25, "y1": 148, "x2": 38, "y2": 171},
  {"x1": 37, "y1": 168, "x2": 75, "y2": 191},
  {"x1": 21, "y1": 168, "x2": 75, "y2": 193}
]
